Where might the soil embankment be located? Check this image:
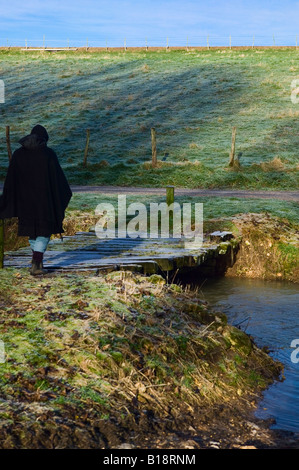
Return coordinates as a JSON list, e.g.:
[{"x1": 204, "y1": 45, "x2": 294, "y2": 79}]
[{"x1": 226, "y1": 213, "x2": 299, "y2": 283}]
